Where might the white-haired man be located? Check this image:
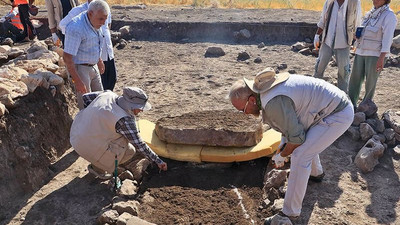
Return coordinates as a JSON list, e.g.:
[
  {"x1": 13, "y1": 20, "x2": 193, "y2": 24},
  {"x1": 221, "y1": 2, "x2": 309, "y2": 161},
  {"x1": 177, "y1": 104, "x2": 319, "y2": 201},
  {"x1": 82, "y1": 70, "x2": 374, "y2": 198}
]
[
  {"x1": 70, "y1": 87, "x2": 167, "y2": 180},
  {"x1": 229, "y1": 68, "x2": 354, "y2": 223},
  {"x1": 63, "y1": 0, "x2": 109, "y2": 109},
  {"x1": 60, "y1": 0, "x2": 117, "y2": 91}
]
